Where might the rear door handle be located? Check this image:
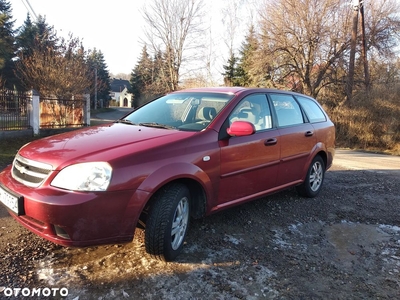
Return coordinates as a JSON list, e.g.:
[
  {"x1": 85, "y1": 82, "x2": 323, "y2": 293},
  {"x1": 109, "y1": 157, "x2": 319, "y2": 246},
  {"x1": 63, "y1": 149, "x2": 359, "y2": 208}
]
[
  {"x1": 264, "y1": 138, "x2": 277, "y2": 146},
  {"x1": 305, "y1": 131, "x2": 314, "y2": 137}
]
